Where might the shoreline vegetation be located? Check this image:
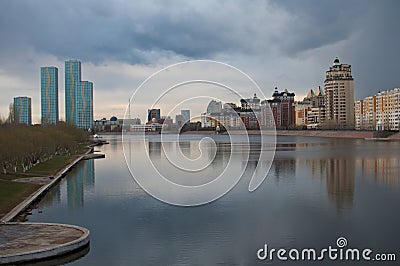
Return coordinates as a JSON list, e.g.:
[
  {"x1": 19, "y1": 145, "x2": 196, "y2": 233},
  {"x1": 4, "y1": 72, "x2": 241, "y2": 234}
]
[{"x1": 0, "y1": 123, "x2": 90, "y2": 219}]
